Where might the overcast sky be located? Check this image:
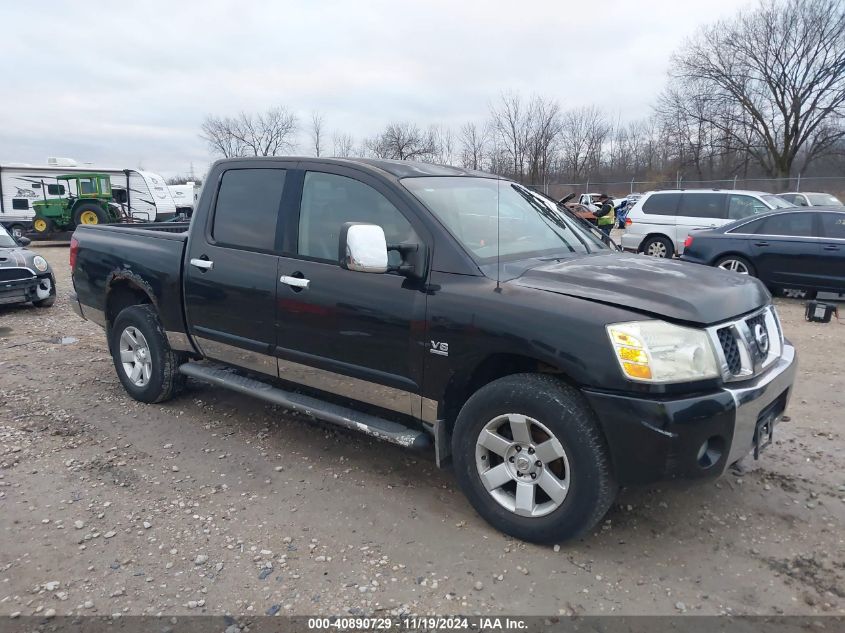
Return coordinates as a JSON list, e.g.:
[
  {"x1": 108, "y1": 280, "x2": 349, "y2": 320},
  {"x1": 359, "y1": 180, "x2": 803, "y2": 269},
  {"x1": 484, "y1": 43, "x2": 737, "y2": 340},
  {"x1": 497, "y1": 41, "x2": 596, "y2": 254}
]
[{"x1": 0, "y1": 0, "x2": 749, "y2": 178}]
